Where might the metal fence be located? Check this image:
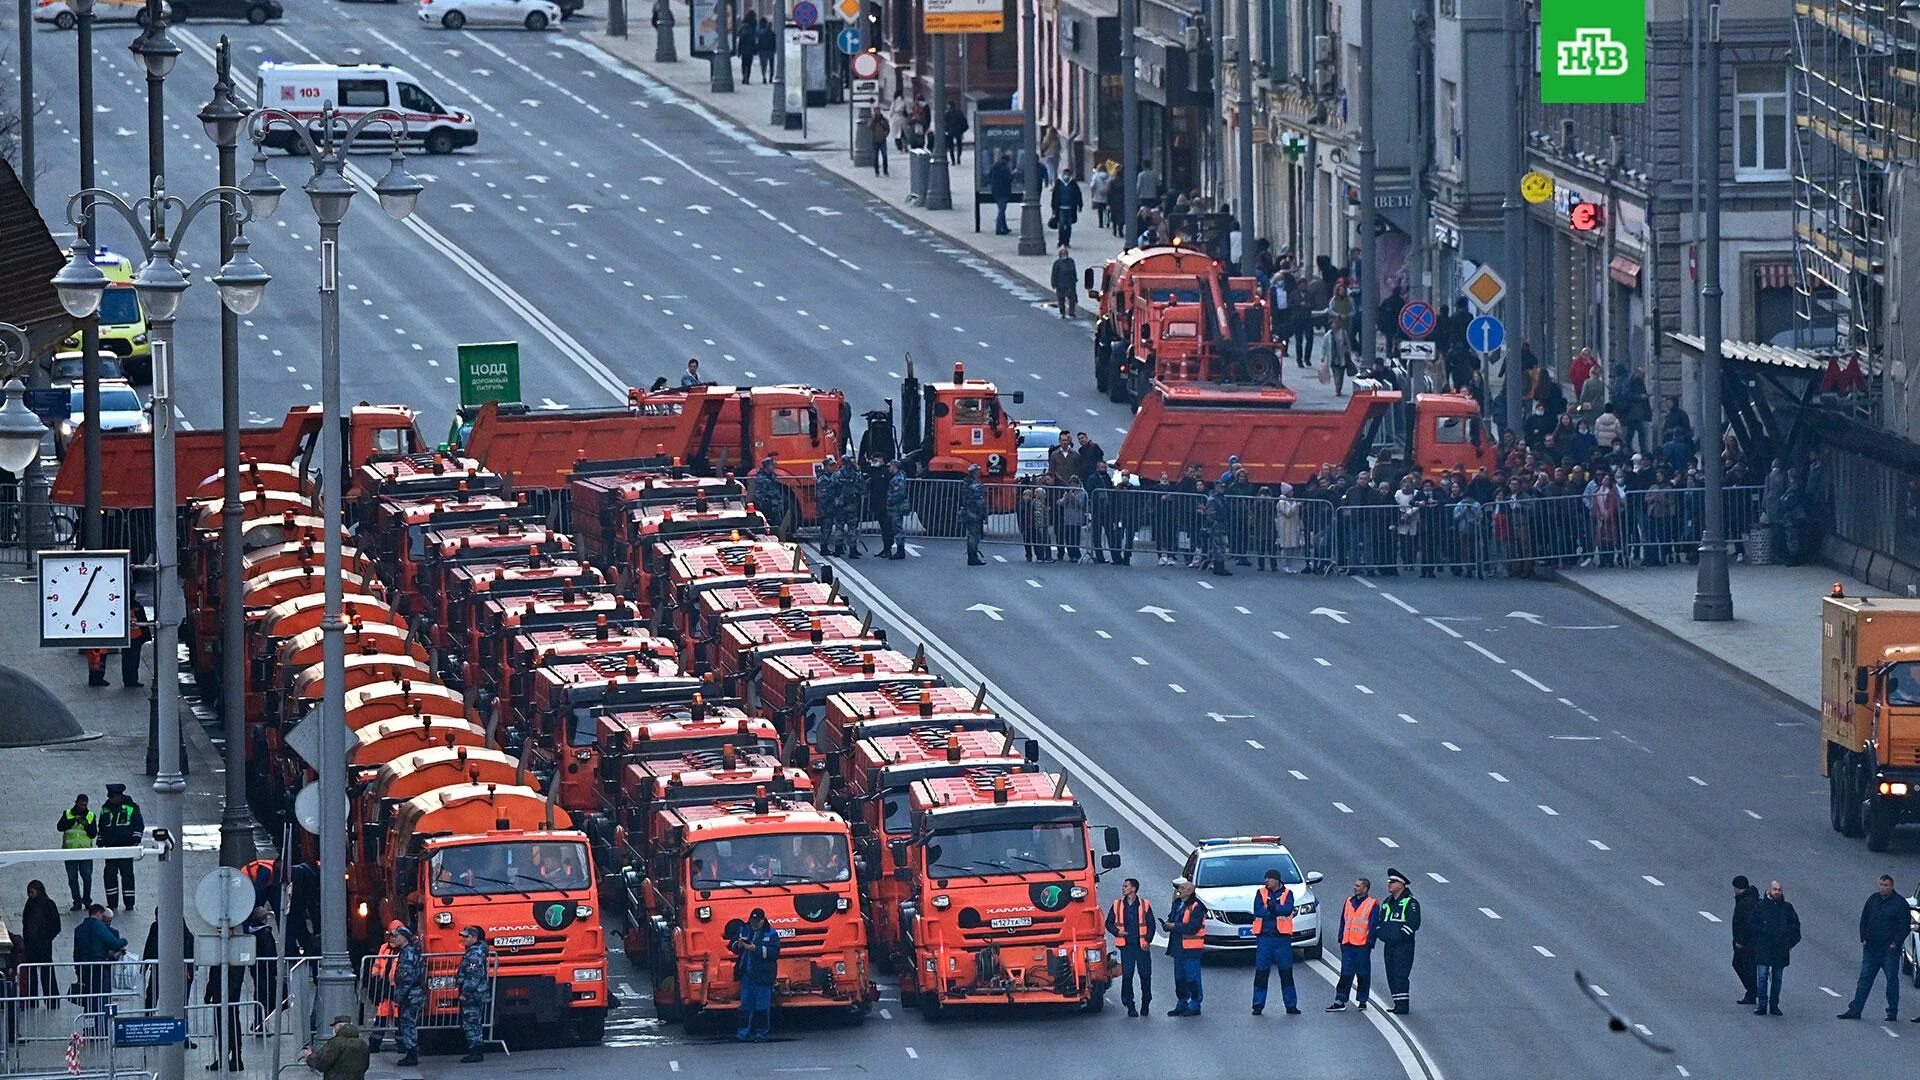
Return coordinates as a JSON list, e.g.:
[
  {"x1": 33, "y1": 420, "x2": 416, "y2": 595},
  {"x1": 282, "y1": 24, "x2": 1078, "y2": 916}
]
[
  {"x1": 782, "y1": 475, "x2": 1767, "y2": 578},
  {"x1": 0, "y1": 960, "x2": 280, "y2": 1078},
  {"x1": 354, "y1": 951, "x2": 498, "y2": 1048}
]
